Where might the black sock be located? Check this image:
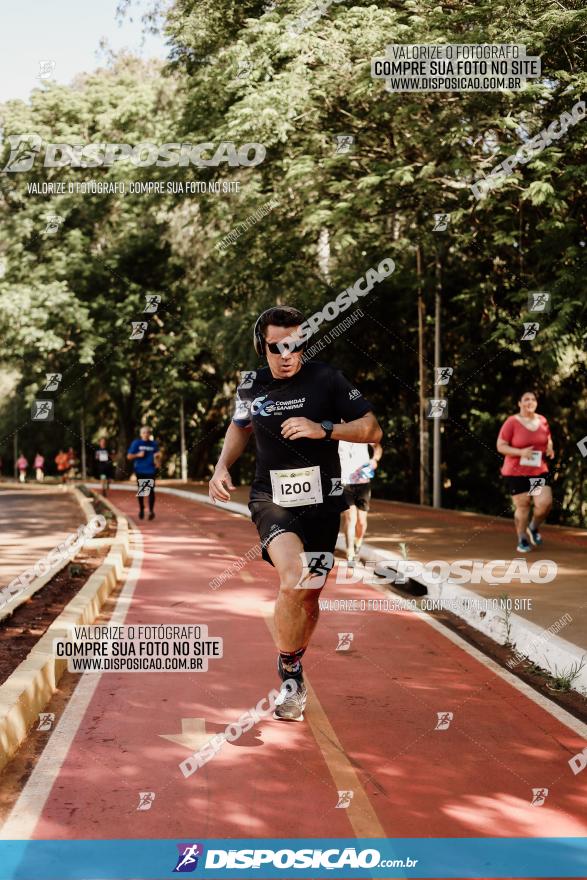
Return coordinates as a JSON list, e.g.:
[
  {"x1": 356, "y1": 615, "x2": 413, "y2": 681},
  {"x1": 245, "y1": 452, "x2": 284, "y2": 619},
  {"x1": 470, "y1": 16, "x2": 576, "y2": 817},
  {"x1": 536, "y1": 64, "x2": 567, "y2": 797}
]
[
  {"x1": 278, "y1": 647, "x2": 306, "y2": 682},
  {"x1": 149, "y1": 487, "x2": 155, "y2": 513}
]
